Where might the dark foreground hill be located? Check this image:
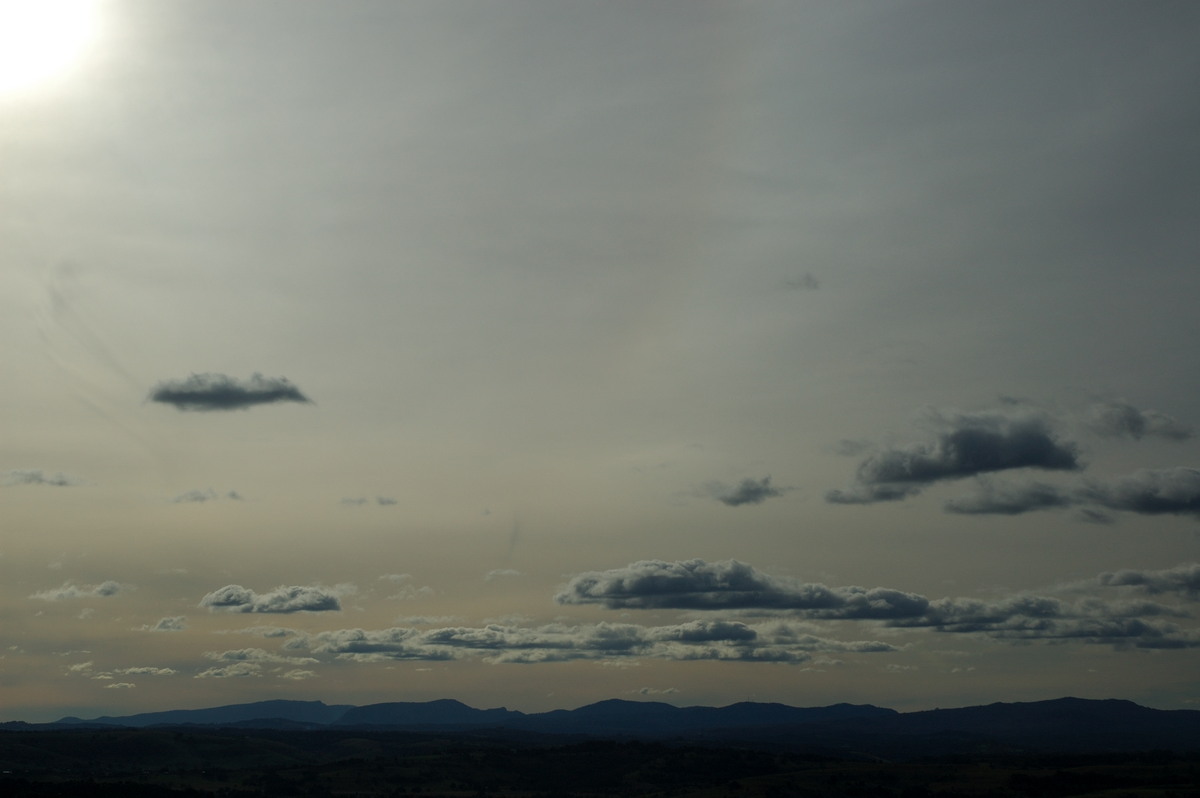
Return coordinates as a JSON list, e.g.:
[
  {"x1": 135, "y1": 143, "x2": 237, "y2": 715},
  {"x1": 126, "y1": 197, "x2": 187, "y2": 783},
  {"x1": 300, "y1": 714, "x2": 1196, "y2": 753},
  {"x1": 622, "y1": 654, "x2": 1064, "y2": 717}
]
[{"x1": 1, "y1": 727, "x2": 1198, "y2": 798}]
